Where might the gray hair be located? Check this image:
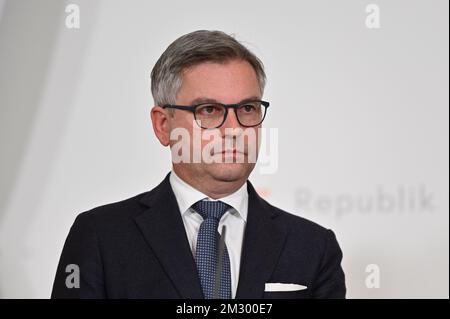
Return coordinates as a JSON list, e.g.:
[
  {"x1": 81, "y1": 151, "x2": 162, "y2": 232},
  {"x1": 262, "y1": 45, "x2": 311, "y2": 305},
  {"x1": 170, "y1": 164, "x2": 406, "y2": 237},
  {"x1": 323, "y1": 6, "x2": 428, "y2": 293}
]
[{"x1": 150, "y1": 30, "x2": 266, "y2": 106}]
